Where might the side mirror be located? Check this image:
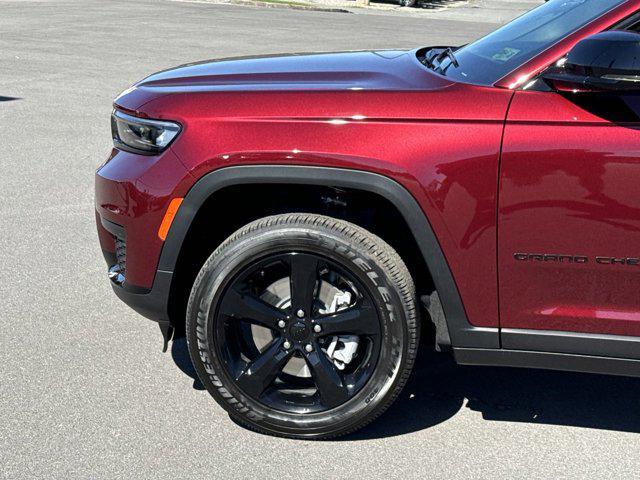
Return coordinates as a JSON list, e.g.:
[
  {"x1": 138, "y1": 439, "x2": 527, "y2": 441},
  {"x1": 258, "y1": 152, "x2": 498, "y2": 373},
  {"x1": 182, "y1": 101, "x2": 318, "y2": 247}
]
[{"x1": 542, "y1": 31, "x2": 640, "y2": 92}]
